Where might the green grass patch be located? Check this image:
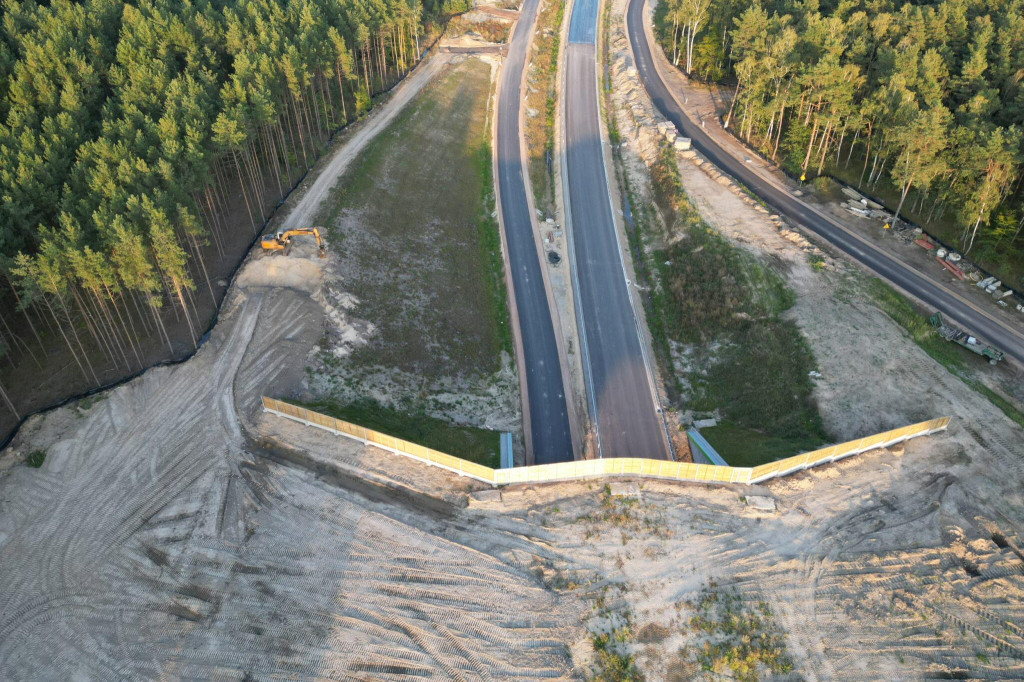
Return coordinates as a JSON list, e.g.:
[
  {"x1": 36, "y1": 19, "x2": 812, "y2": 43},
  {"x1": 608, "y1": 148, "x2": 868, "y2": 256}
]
[
  {"x1": 587, "y1": 583, "x2": 642, "y2": 682},
  {"x1": 475, "y1": 140, "x2": 514, "y2": 358},
  {"x1": 657, "y1": 225, "x2": 795, "y2": 344},
  {"x1": 525, "y1": 0, "x2": 565, "y2": 216},
  {"x1": 867, "y1": 279, "x2": 968, "y2": 370},
  {"x1": 589, "y1": 630, "x2": 641, "y2": 681},
  {"x1": 697, "y1": 321, "x2": 822, "y2": 435},
  {"x1": 25, "y1": 449, "x2": 45, "y2": 468},
  {"x1": 295, "y1": 398, "x2": 501, "y2": 468},
  {"x1": 869, "y1": 279, "x2": 1024, "y2": 429},
  {"x1": 315, "y1": 59, "x2": 510, "y2": 379},
  {"x1": 701, "y1": 421, "x2": 823, "y2": 468}
]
